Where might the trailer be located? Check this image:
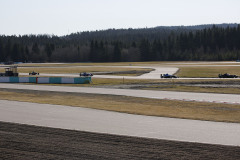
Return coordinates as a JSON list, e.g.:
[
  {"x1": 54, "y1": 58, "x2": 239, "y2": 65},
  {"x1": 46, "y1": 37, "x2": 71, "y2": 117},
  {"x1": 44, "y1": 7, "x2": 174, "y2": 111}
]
[{"x1": 0, "y1": 66, "x2": 19, "y2": 77}]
